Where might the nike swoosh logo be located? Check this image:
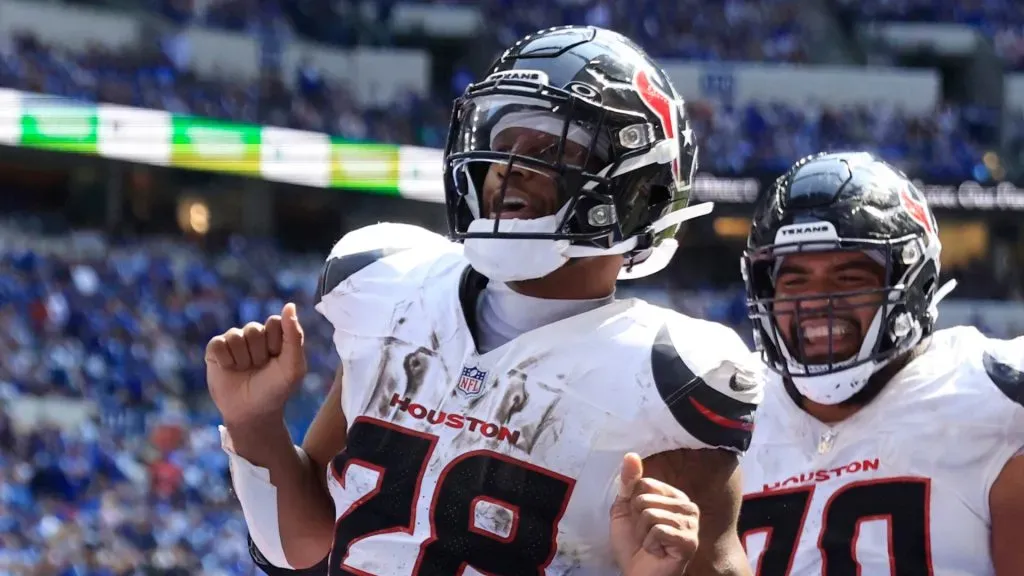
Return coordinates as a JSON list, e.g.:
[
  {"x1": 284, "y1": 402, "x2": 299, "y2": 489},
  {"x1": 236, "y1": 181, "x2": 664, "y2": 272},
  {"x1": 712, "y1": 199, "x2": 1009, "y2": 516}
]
[{"x1": 729, "y1": 371, "x2": 756, "y2": 392}]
